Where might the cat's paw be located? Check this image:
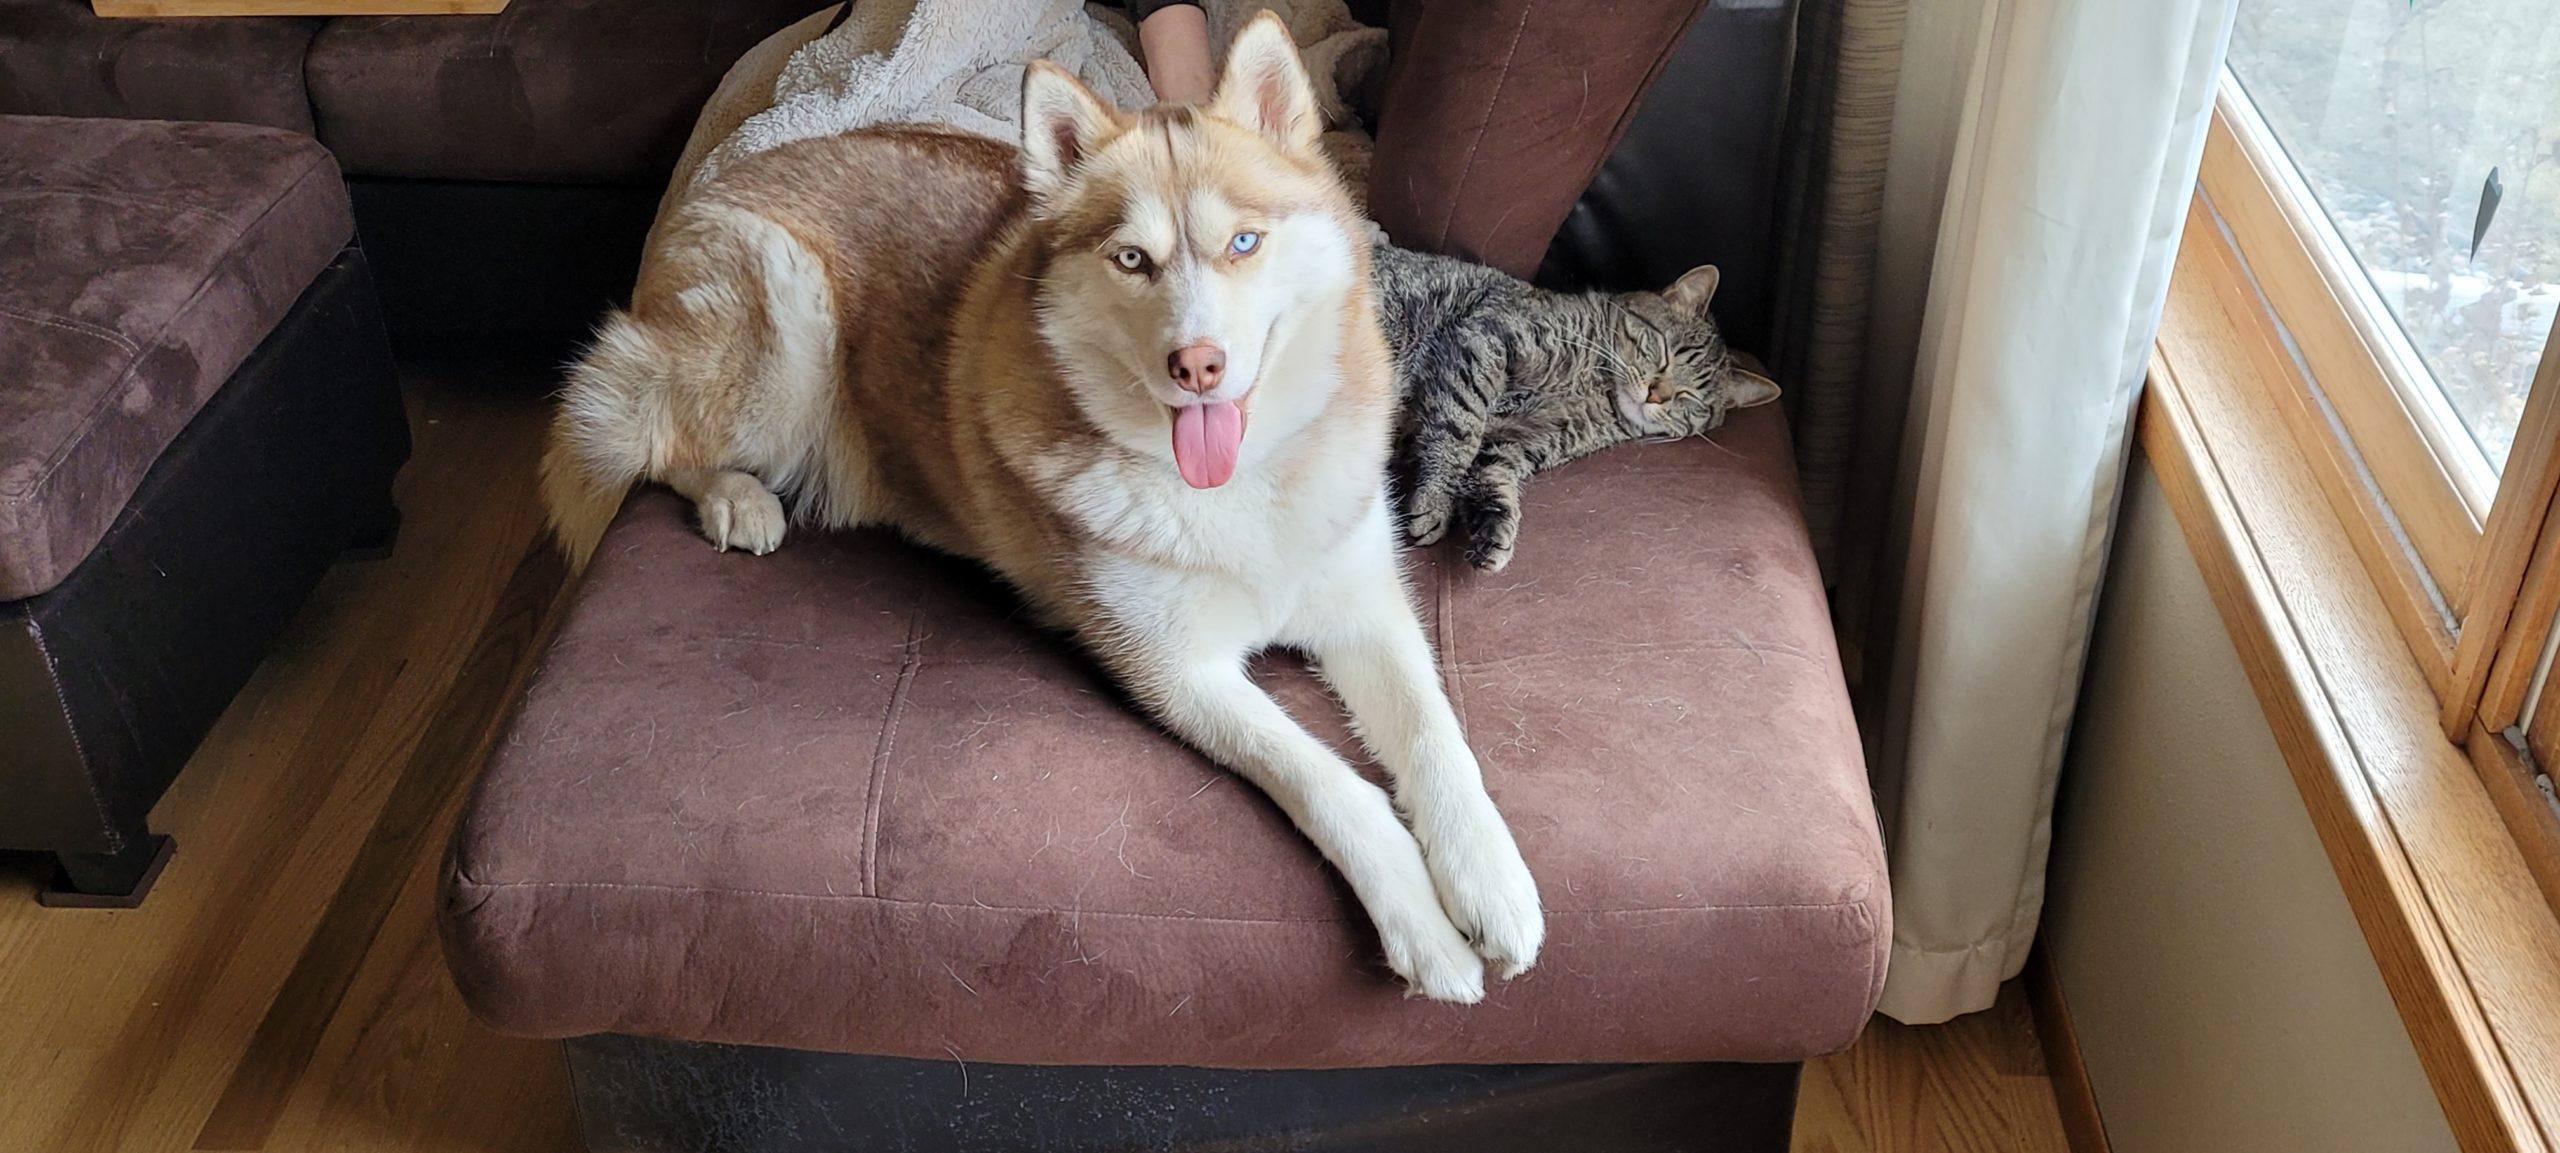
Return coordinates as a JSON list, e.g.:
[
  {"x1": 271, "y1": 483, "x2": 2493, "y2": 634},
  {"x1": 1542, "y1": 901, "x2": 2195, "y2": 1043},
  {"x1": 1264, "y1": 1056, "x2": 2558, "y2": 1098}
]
[
  {"x1": 1406, "y1": 507, "x2": 1452, "y2": 546},
  {"x1": 1459, "y1": 493, "x2": 1521, "y2": 571}
]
